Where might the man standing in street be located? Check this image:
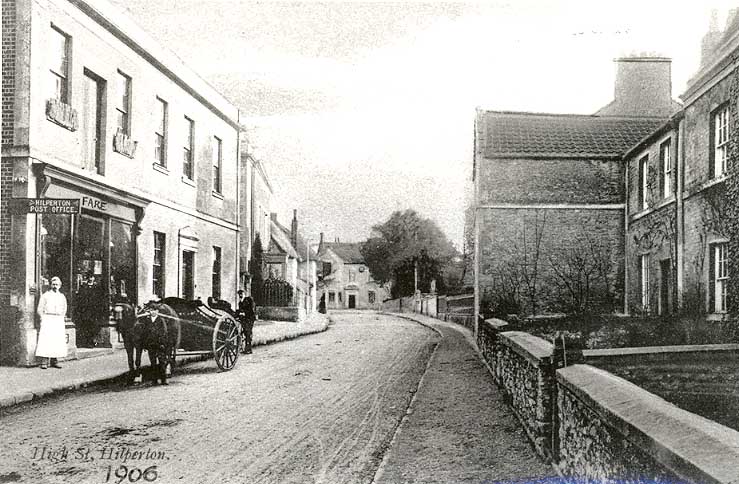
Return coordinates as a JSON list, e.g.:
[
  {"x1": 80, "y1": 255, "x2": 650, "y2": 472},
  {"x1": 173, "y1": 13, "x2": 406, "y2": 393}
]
[
  {"x1": 36, "y1": 276, "x2": 68, "y2": 369},
  {"x1": 237, "y1": 289, "x2": 256, "y2": 354}
]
